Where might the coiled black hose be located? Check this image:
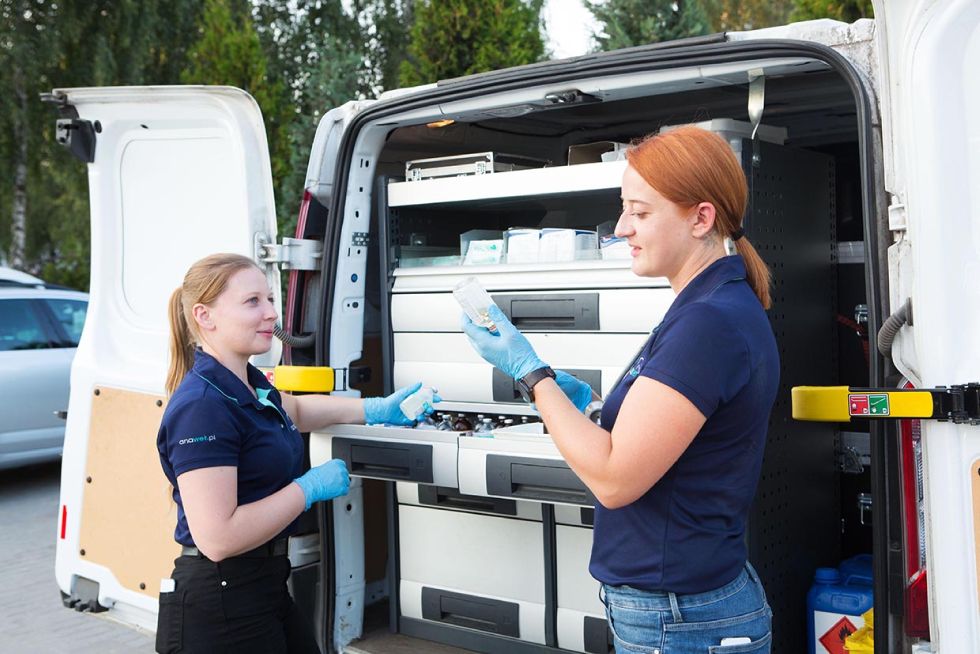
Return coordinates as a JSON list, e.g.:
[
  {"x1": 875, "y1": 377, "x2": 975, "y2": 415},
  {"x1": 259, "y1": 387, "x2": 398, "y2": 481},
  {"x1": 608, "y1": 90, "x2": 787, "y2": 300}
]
[
  {"x1": 273, "y1": 323, "x2": 315, "y2": 349},
  {"x1": 877, "y1": 298, "x2": 912, "y2": 357}
]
